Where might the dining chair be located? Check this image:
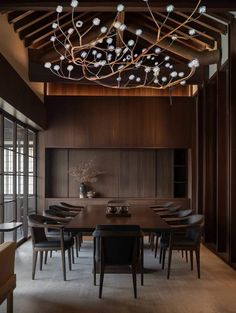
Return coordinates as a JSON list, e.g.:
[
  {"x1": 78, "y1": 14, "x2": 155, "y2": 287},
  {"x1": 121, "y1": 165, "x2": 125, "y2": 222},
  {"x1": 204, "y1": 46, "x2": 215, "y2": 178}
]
[
  {"x1": 45, "y1": 208, "x2": 81, "y2": 258},
  {"x1": 0, "y1": 242, "x2": 16, "y2": 313},
  {"x1": 154, "y1": 209, "x2": 193, "y2": 258},
  {"x1": 159, "y1": 214, "x2": 204, "y2": 279},
  {"x1": 154, "y1": 204, "x2": 182, "y2": 215},
  {"x1": 28, "y1": 214, "x2": 74, "y2": 281},
  {"x1": 93, "y1": 224, "x2": 144, "y2": 298},
  {"x1": 60, "y1": 202, "x2": 84, "y2": 210},
  {"x1": 149, "y1": 201, "x2": 174, "y2": 209}
]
